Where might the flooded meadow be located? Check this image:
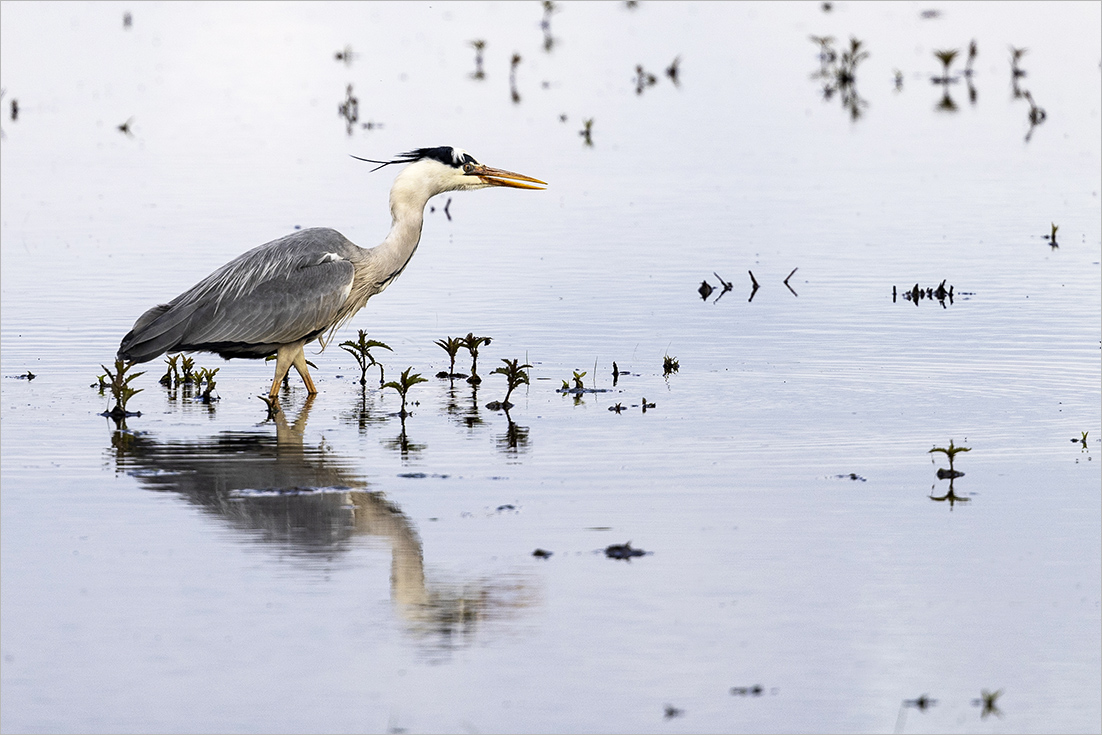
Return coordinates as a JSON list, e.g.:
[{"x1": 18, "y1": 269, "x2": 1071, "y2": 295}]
[{"x1": 1, "y1": 2, "x2": 1100, "y2": 733}]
